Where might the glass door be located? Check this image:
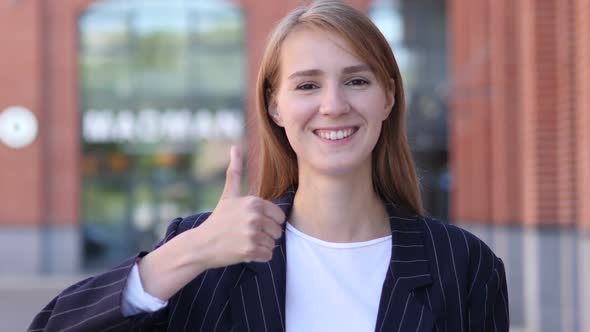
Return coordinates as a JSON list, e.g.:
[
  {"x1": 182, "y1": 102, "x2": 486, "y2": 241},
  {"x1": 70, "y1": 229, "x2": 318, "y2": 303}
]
[{"x1": 79, "y1": 0, "x2": 245, "y2": 270}]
